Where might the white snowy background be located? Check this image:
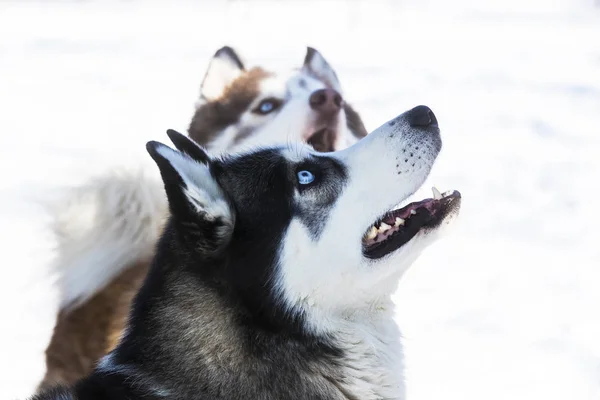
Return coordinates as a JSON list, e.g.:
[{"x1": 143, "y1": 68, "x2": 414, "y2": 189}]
[{"x1": 1, "y1": 0, "x2": 599, "y2": 398}]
